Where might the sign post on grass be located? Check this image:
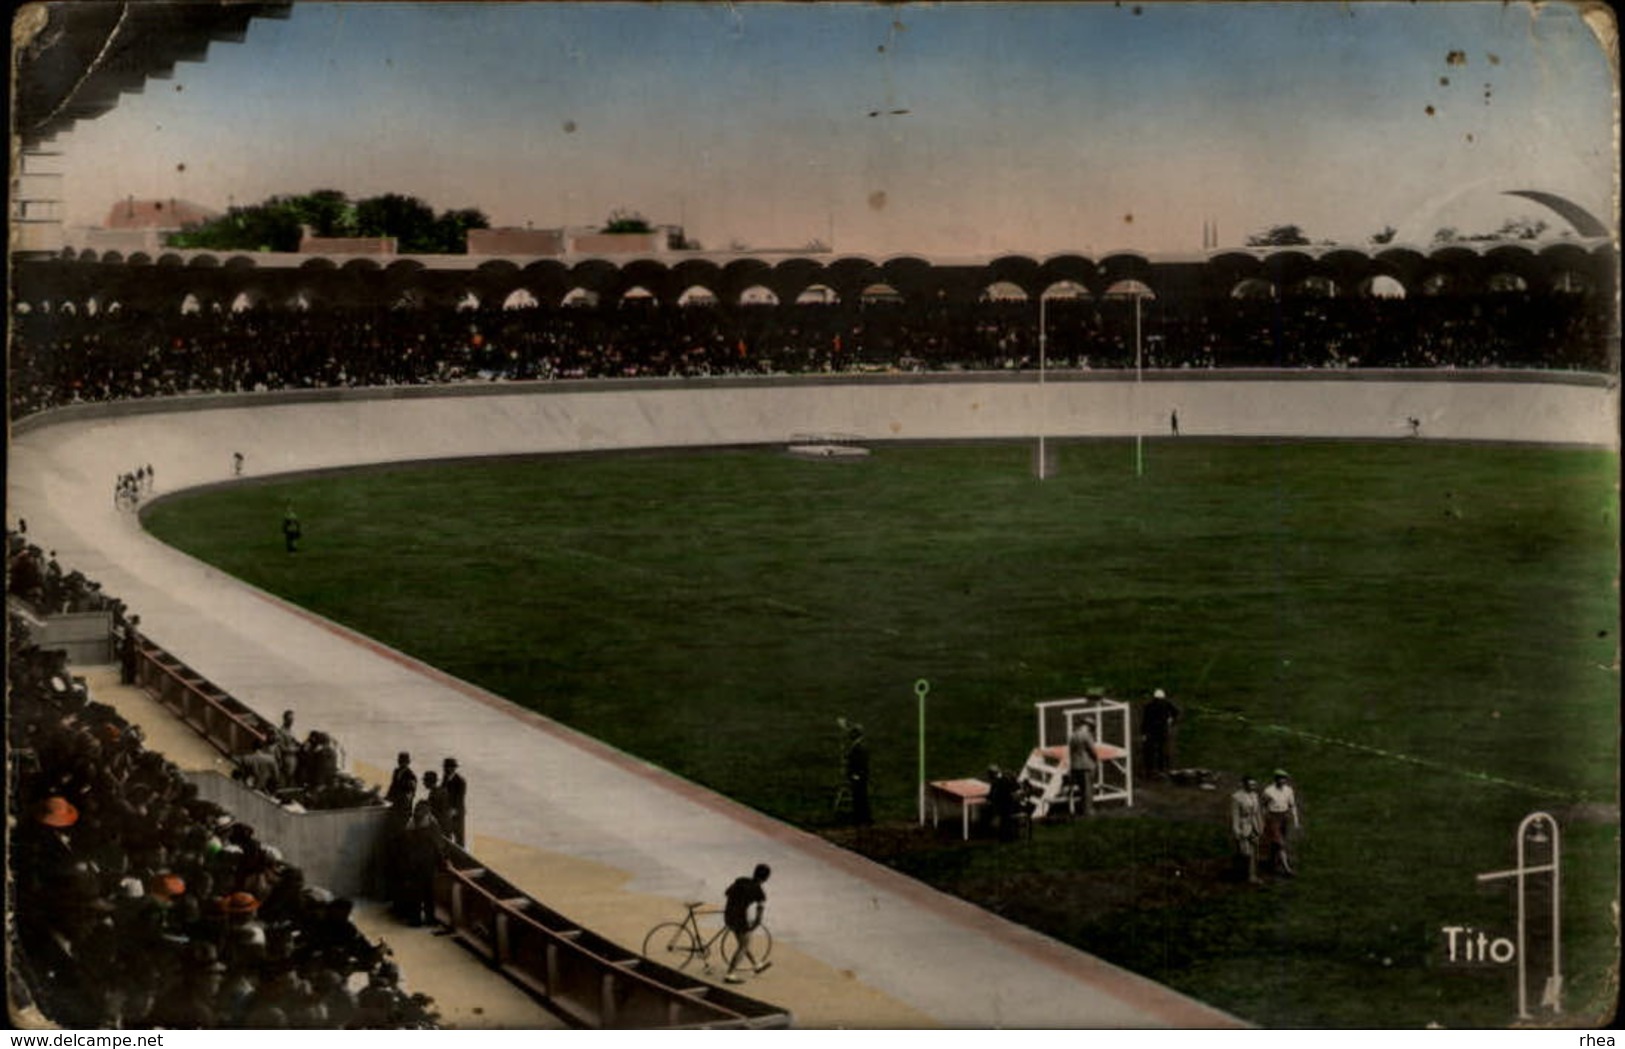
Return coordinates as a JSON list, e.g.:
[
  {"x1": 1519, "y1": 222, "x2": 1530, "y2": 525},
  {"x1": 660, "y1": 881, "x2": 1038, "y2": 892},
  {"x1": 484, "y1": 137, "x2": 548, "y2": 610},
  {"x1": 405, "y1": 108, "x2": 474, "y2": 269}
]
[
  {"x1": 915, "y1": 678, "x2": 930, "y2": 826},
  {"x1": 1475, "y1": 811, "x2": 1563, "y2": 1019}
]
